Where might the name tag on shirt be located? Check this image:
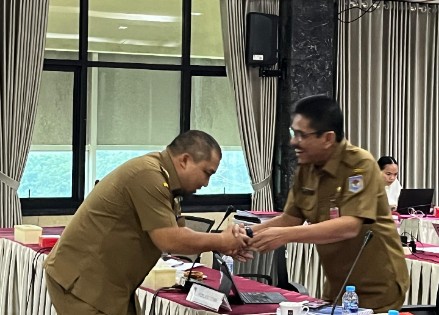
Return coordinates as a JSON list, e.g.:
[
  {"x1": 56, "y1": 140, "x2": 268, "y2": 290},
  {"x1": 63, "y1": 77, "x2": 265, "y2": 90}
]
[{"x1": 329, "y1": 206, "x2": 340, "y2": 219}]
